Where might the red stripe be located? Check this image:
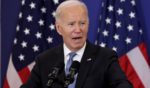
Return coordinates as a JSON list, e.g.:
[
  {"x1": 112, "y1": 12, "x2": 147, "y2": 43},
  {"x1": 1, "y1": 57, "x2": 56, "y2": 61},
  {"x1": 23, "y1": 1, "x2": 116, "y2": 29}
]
[
  {"x1": 119, "y1": 55, "x2": 144, "y2": 88},
  {"x1": 18, "y1": 67, "x2": 31, "y2": 83},
  {"x1": 3, "y1": 79, "x2": 10, "y2": 88},
  {"x1": 138, "y1": 43, "x2": 150, "y2": 66}
]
